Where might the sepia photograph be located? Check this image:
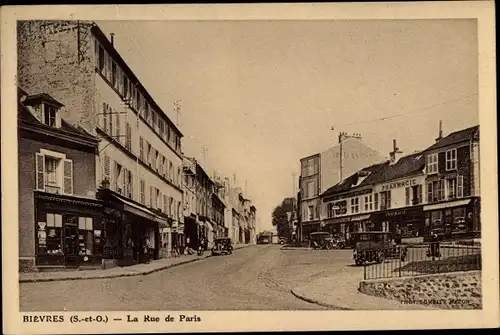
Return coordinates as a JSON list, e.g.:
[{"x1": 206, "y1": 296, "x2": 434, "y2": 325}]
[{"x1": 2, "y1": 2, "x2": 498, "y2": 333}]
